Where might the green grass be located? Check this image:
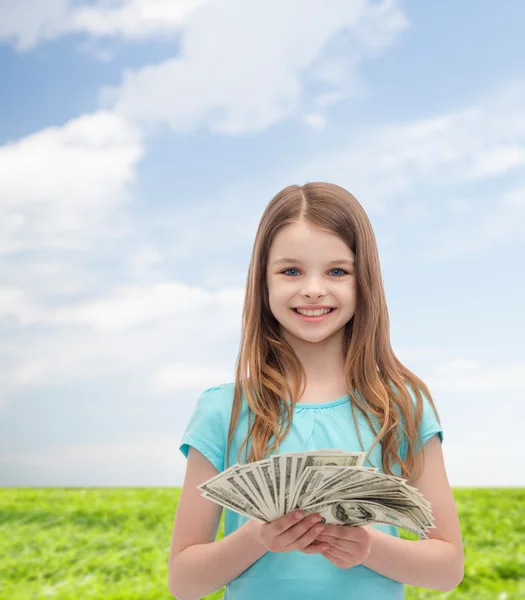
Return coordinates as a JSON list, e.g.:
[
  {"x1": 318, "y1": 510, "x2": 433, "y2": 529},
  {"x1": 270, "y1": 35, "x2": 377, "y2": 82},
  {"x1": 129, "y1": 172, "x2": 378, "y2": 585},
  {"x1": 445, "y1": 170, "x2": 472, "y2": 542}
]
[{"x1": 1, "y1": 488, "x2": 523, "y2": 599}]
